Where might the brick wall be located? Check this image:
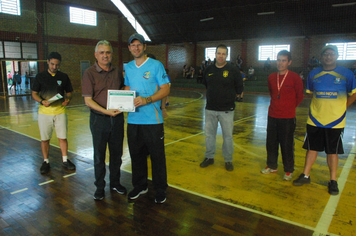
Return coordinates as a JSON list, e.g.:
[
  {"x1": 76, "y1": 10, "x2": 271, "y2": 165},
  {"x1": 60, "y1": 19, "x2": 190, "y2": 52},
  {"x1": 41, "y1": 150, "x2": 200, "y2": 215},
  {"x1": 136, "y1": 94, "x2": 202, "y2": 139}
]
[
  {"x1": 1, "y1": 0, "x2": 356, "y2": 92},
  {"x1": 0, "y1": 0, "x2": 36, "y2": 34},
  {"x1": 44, "y1": 2, "x2": 119, "y2": 41}
]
